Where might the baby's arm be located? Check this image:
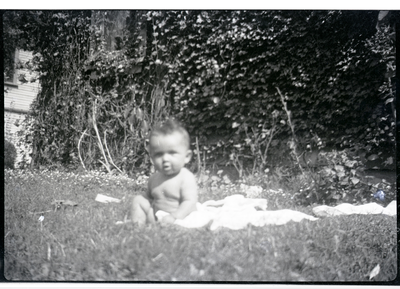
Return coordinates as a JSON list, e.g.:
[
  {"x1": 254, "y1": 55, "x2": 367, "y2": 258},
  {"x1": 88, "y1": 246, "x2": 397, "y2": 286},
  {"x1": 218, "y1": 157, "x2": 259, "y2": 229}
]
[
  {"x1": 144, "y1": 174, "x2": 155, "y2": 200},
  {"x1": 170, "y1": 171, "x2": 198, "y2": 220}
]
